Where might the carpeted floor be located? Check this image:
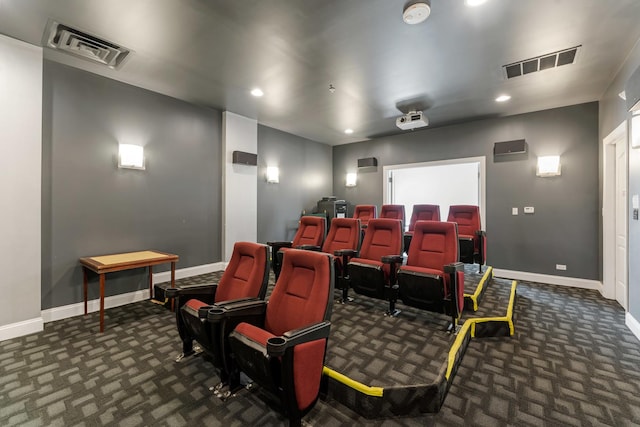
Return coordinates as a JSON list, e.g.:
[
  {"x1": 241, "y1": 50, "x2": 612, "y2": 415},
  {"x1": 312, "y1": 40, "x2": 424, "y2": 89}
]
[{"x1": 1, "y1": 272, "x2": 640, "y2": 426}]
